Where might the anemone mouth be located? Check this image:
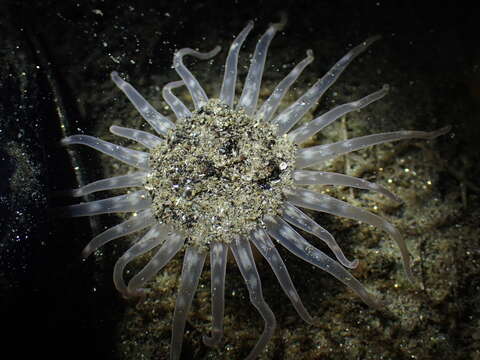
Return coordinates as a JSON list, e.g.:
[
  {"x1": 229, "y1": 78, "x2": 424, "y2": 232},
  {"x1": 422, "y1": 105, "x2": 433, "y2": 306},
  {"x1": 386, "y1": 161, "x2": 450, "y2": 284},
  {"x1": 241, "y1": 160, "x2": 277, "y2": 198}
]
[{"x1": 59, "y1": 18, "x2": 448, "y2": 360}]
